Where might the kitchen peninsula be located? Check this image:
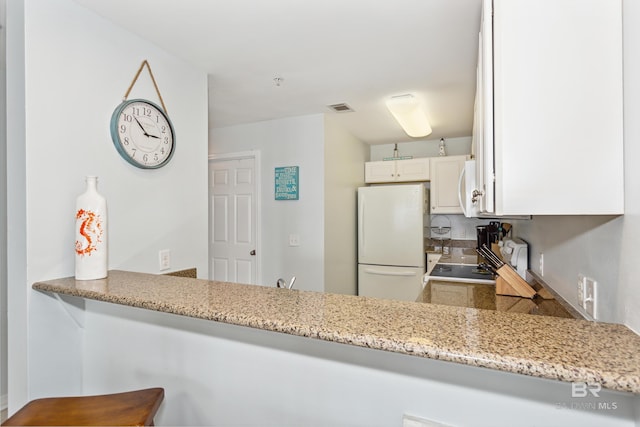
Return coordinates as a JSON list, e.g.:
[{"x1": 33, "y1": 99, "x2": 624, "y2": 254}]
[{"x1": 32, "y1": 271, "x2": 639, "y2": 426}]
